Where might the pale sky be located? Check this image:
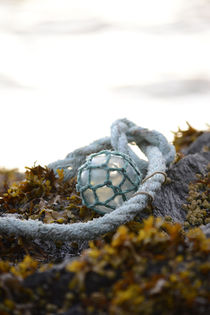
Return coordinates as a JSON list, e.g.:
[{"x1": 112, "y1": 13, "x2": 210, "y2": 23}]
[{"x1": 0, "y1": 0, "x2": 209, "y2": 171}]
